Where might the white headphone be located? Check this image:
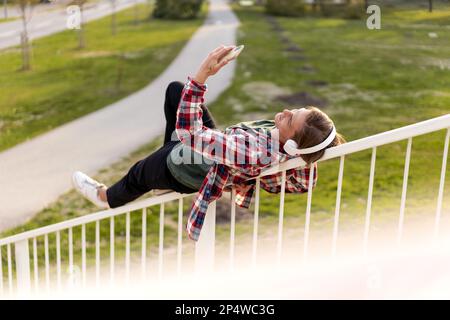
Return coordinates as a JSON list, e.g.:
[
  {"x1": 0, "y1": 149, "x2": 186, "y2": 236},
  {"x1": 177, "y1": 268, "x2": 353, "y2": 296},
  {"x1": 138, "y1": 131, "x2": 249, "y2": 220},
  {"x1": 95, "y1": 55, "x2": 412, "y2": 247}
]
[{"x1": 283, "y1": 126, "x2": 337, "y2": 156}]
